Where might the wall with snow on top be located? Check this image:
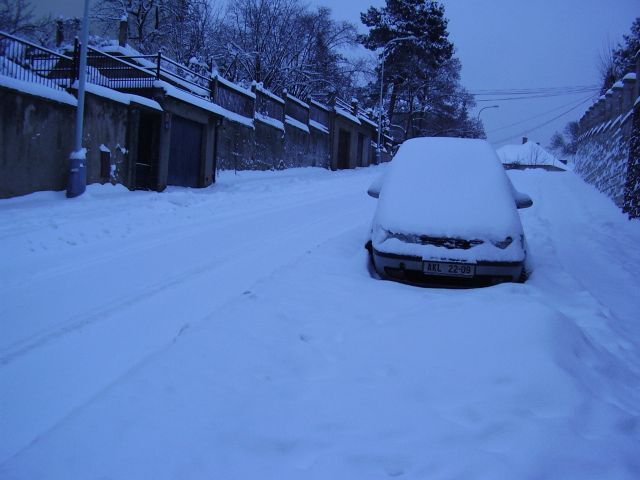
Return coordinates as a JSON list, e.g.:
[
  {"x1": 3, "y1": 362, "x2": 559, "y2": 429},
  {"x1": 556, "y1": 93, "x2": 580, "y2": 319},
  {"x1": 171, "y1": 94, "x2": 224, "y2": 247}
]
[
  {"x1": 576, "y1": 63, "x2": 639, "y2": 217},
  {"x1": 574, "y1": 113, "x2": 632, "y2": 208},
  {"x1": 0, "y1": 87, "x2": 74, "y2": 198}
]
